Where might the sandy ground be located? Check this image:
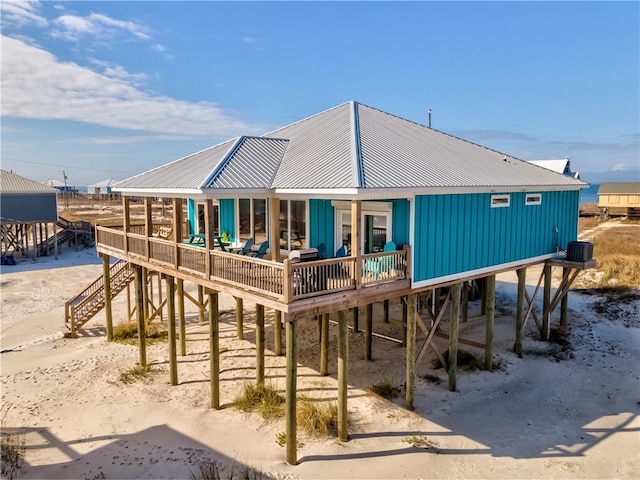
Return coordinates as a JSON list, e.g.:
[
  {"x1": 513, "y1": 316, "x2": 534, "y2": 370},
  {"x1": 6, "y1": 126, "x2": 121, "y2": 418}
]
[{"x1": 1, "y1": 241, "x2": 639, "y2": 480}]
